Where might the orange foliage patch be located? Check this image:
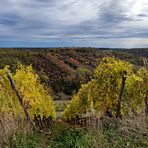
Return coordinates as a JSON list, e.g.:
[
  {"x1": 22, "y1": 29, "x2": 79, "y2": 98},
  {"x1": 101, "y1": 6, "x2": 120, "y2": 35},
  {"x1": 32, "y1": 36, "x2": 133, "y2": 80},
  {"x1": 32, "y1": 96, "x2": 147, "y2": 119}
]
[{"x1": 70, "y1": 58, "x2": 80, "y2": 66}]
